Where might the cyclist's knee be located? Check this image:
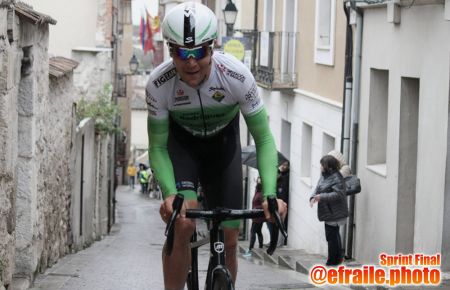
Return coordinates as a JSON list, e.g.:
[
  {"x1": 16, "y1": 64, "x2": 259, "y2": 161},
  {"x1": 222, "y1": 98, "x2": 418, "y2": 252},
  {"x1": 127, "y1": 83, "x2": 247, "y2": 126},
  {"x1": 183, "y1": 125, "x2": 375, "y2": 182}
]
[
  {"x1": 224, "y1": 228, "x2": 239, "y2": 252},
  {"x1": 175, "y1": 217, "x2": 196, "y2": 237}
]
